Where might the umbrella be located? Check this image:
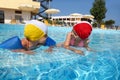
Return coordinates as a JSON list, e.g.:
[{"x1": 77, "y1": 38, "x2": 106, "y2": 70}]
[
  {"x1": 83, "y1": 15, "x2": 94, "y2": 19},
  {"x1": 45, "y1": 8, "x2": 60, "y2": 14},
  {"x1": 70, "y1": 13, "x2": 82, "y2": 16}
]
